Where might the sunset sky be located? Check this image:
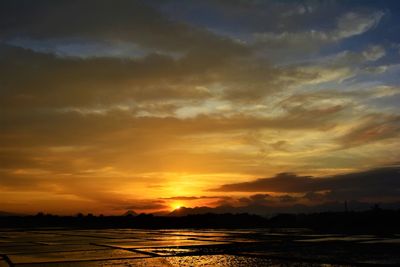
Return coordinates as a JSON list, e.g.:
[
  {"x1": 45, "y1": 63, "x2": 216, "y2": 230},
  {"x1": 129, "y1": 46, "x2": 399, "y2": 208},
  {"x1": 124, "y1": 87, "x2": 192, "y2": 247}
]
[{"x1": 1, "y1": 0, "x2": 400, "y2": 215}]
